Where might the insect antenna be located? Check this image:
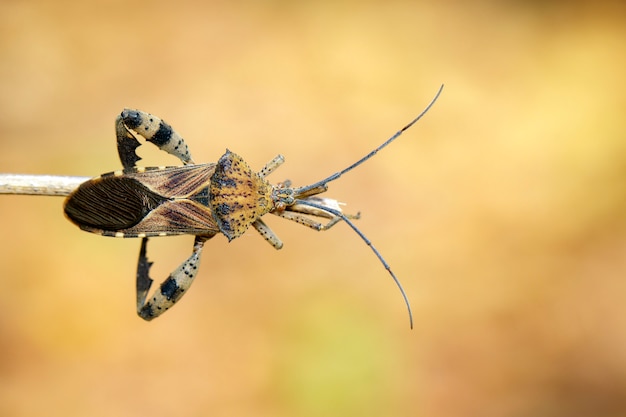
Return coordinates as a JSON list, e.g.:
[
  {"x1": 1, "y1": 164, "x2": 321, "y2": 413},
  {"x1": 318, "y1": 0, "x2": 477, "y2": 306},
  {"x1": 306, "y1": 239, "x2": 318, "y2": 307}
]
[
  {"x1": 289, "y1": 85, "x2": 444, "y2": 329},
  {"x1": 294, "y1": 84, "x2": 443, "y2": 197},
  {"x1": 294, "y1": 198, "x2": 414, "y2": 329}
]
